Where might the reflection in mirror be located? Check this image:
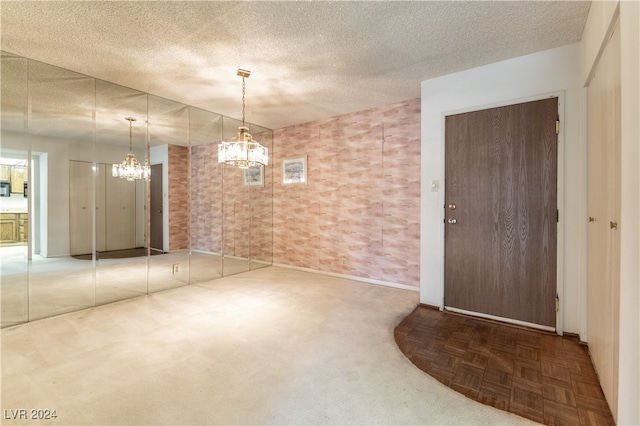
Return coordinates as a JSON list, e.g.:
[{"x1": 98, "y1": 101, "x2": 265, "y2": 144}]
[
  {"x1": 189, "y1": 107, "x2": 224, "y2": 283},
  {"x1": 94, "y1": 80, "x2": 149, "y2": 305},
  {"x1": 148, "y1": 95, "x2": 190, "y2": 292},
  {"x1": 221, "y1": 116, "x2": 251, "y2": 276},
  {"x1": 249, "y1": 128, "x2": 273, "y2": 271},
  {"x1": 1, "y1": 51, "x2": 273, "y2": 328},
  {"x1": 1, "y1": 52, "x2": 28, "y2": 327},
  {"x1": 27, "y1": 59, "x2": 96, "y2": 321}
]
